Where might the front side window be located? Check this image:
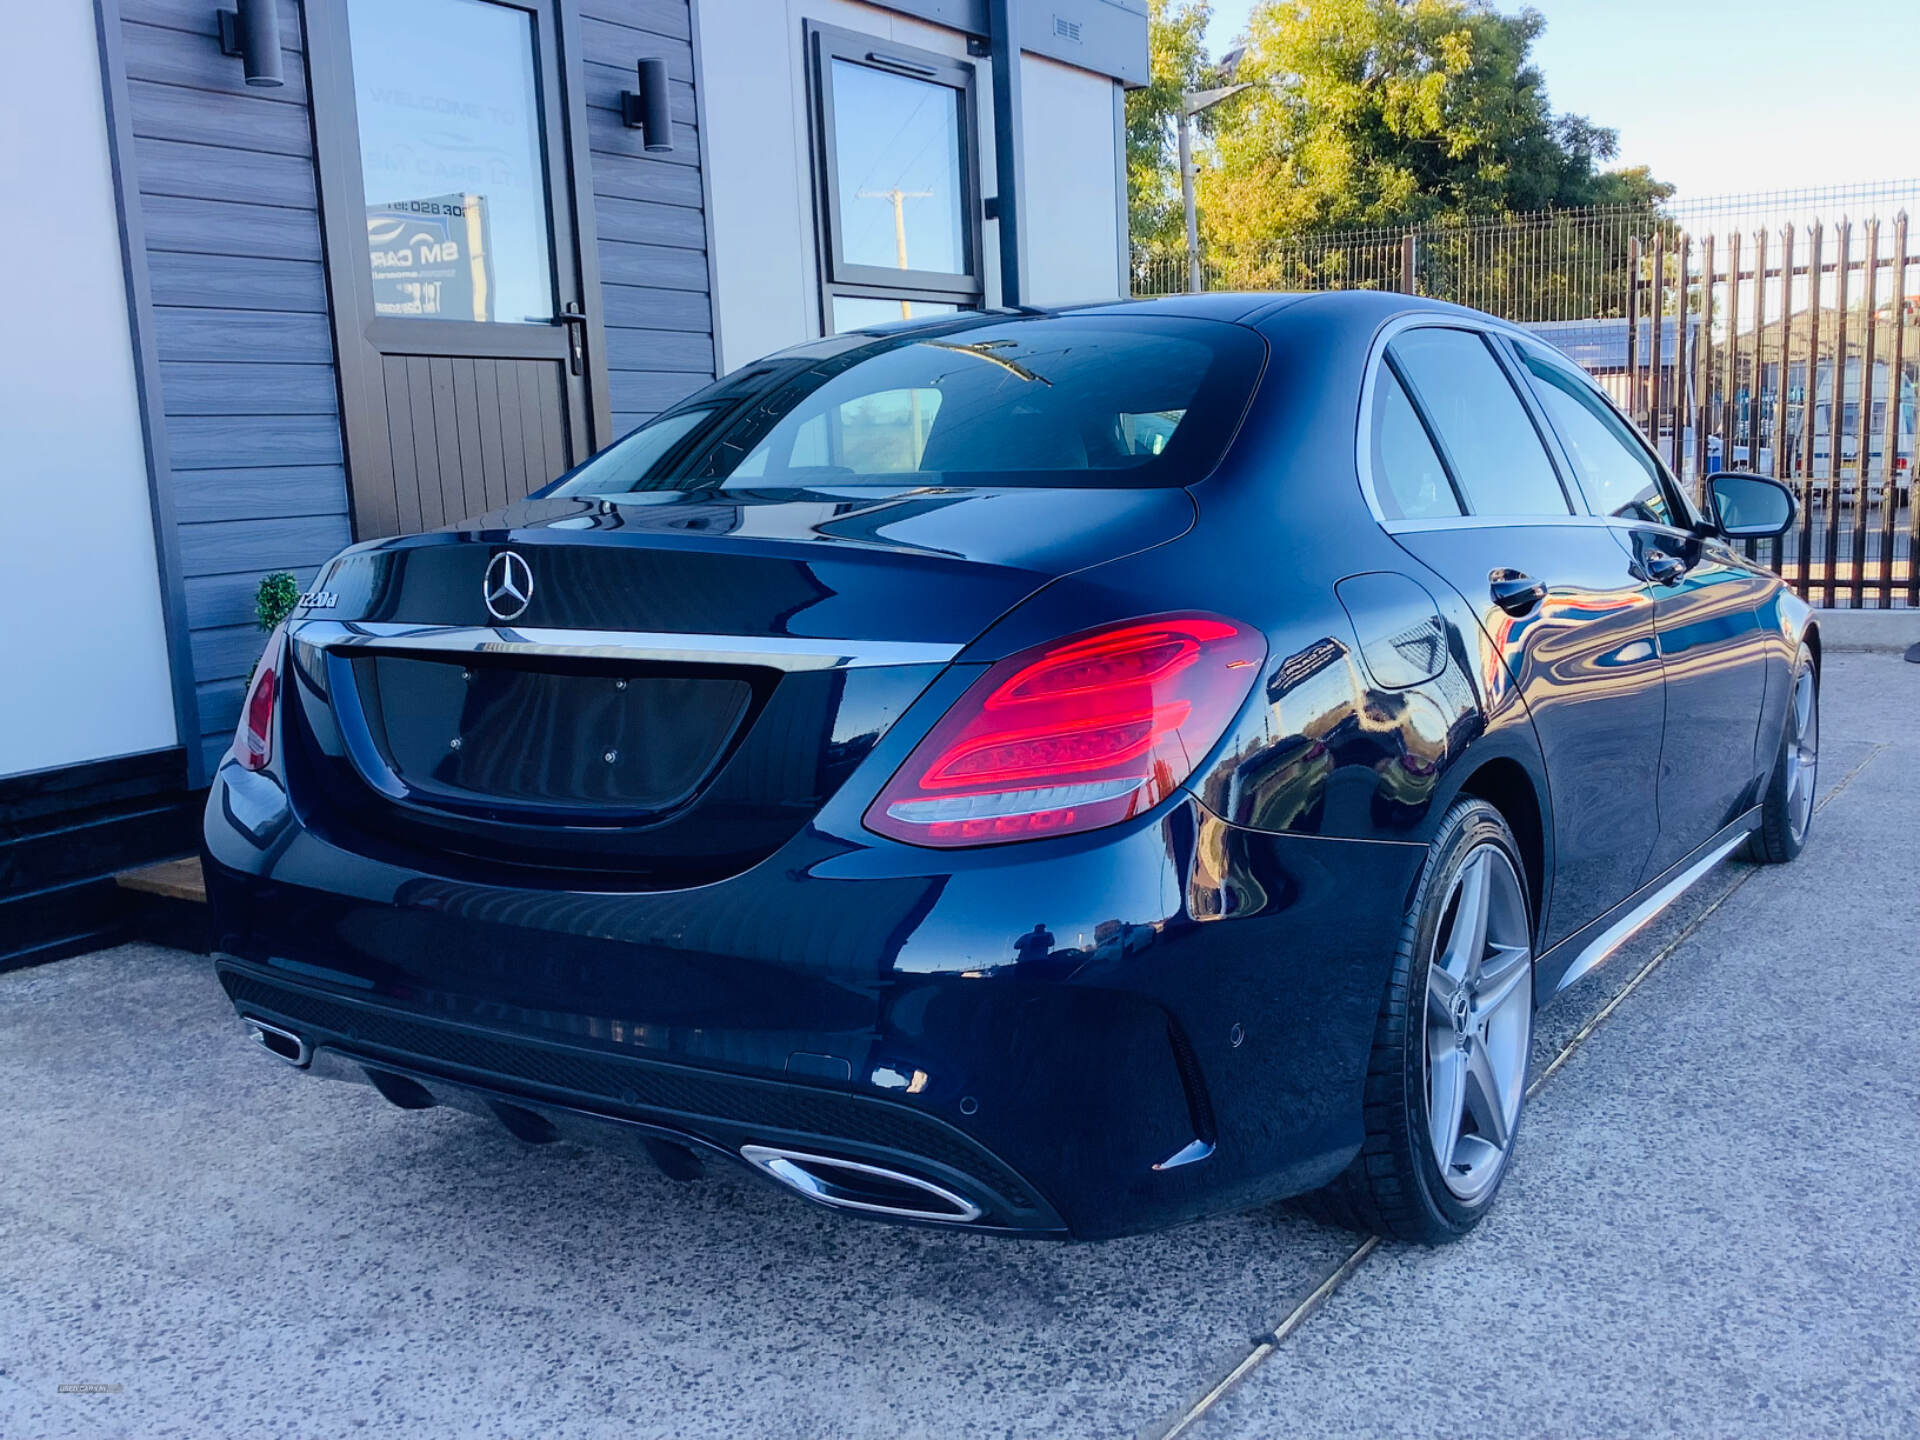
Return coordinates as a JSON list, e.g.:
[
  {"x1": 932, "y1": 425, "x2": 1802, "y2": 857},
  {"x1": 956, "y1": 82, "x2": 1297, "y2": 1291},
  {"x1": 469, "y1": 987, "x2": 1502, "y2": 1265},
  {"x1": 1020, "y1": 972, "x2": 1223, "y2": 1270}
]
[
  {"x1": 809, "y1": 26, "x2": 981, "y2": 332},
  {"x1": 1518, "y1": 343, "x2": 1671, "y2": 525},
  {"x1": 547, "y1": 316, "x2": 1265, "y2": 495},
  {"x1": 1389, "y1": 329, "x2": 1571, "y2": 518}
]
